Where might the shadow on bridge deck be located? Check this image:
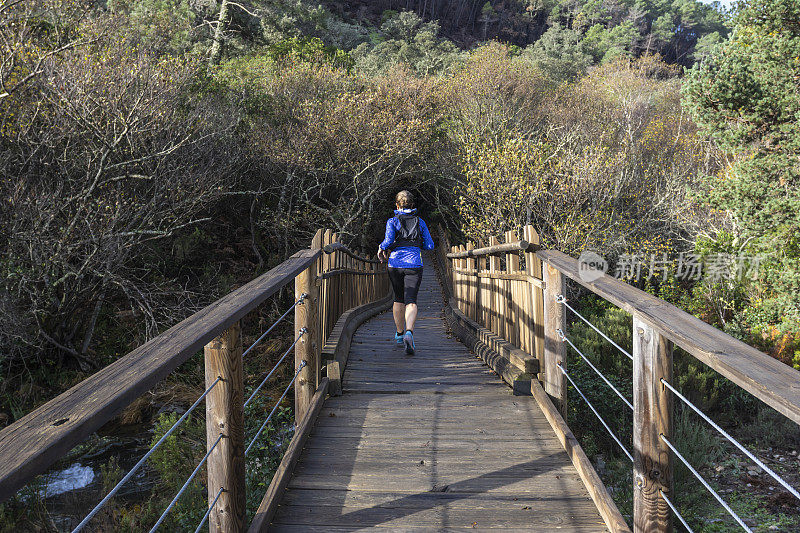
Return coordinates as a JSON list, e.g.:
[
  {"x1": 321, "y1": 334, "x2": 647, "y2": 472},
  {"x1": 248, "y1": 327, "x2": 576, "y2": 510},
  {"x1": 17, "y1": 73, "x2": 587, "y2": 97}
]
[{"x1": 268, "y1": 266, "x2": 608, "y2": 532}]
